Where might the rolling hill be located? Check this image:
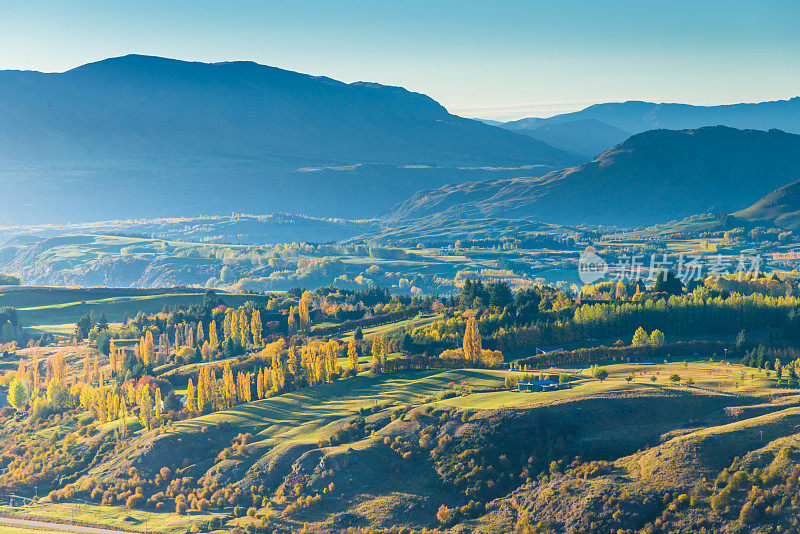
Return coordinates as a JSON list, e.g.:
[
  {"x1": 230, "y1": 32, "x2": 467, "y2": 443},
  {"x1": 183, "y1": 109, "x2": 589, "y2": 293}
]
[
  {"x1": 734, "y1": 179, "x2": 800, "y2": 231},
  {"x1": 0, "y1": 55, "x2": 575, "y2": 225},
  {"x1": 383, "y1": 126, "x2": 800, "y2": 227}
]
